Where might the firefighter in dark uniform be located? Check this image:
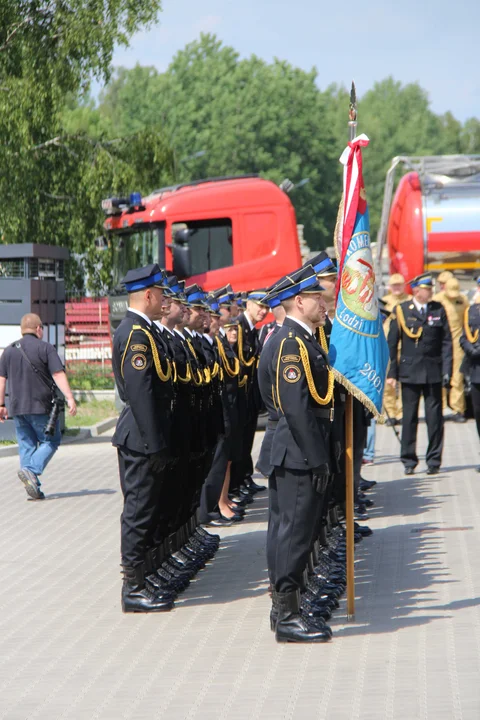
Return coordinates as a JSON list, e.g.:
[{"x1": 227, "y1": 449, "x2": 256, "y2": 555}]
[
  {"x1": 460, "y1": 299, "x2": 480, "y2": 470},
  {"x1": 256, "y1": 294, "x2": 286, "y2": 478},
  {"x1": 230, "y1": 290, "x2": 269, "y2": 496},
  {"x1": 260, "y1": 265, "x2": 334, "y2": 643},
  {"x1": 387, "y1": 273, "x2": 453, "y2": 475},
  {"x1": 198, "y1": 289, "x2": 243, "y2": 525},
  {"x1": 112, "y1": 264, "x2": 175, "y2": 613}
]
